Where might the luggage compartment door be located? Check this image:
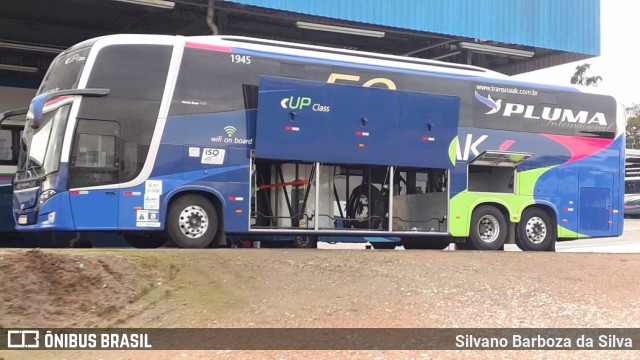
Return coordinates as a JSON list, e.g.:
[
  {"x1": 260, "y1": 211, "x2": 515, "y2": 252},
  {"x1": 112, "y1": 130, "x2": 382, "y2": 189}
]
[{"x1": 256, "y1": 76, "x2": 460, "y2": 168}]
